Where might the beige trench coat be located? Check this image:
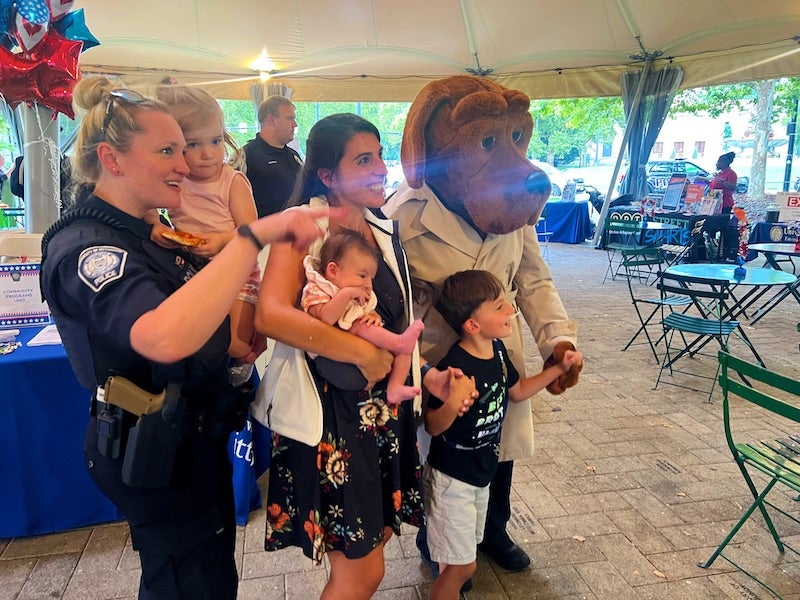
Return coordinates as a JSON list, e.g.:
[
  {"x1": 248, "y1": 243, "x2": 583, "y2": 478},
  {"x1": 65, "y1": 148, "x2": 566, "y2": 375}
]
[{"x1": 384, "y1": 183, "x2": 578, "y2": 461}]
